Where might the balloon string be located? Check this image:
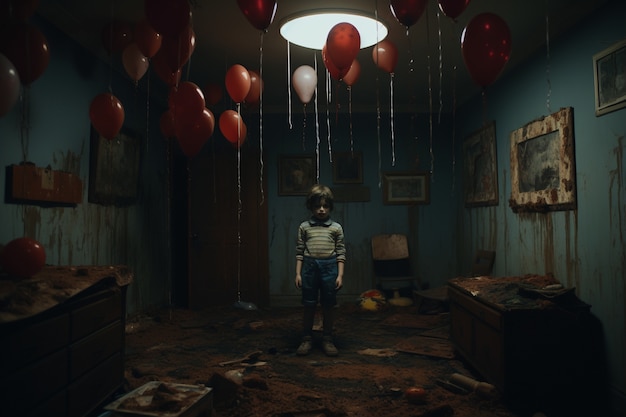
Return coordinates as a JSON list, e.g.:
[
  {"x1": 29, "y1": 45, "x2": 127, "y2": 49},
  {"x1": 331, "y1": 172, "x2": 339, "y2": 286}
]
[
  {"x1": 426, "y1": 11, "x2": 434, "y2": 180},
  {"x1": 436, "y1": 8, "x2": 443, "y2": 124},
  {"x1": 287, "y1": 41, "x2": 293, "y2": 129},
  {"x1": 314, "y1": 53, "x2": 321, "y2": 183},
  {"x1": 145, "y1": 67, "x2": 151, "y2": 154},
  {"x1": 302, "y1": 105, "x2": 307, "y2": 150},
  {"x1": 259, "y1": 31, "x2": 265, "y2": 205},
  {"x1": 20, "y1": 87, "x2": 30, "y2": 162},
  {"x1": 451, "y1": 65, "x2": 457, "y2": 193},
  {"x1": 375, "y1": 5, "x2": 382, "y2": 188},
  {"x1": 545, "y1": 4, "x2": 552, "y2": 114},
  {"x1": 237, "y1": 108, "x2": 242, "y2": 303},
  {"x1": 390, "y1": 73, "x2": 395, "y2": 166},
  {"x1": 326, "y1": 68, "x2": 332, "y2": 160},
  {"x1": 348, "y1": 86, "x2": 354, "y2": 154}
]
